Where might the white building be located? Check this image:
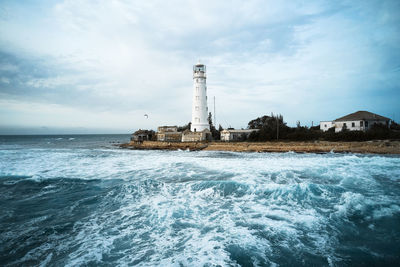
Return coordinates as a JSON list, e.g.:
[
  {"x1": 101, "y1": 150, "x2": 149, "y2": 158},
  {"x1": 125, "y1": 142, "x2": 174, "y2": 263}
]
[
  {"x1": 320, "y1": 121, "x2": 334, "y2": 132},
  {"x1": 320, "y1": 111, "x2": 390, "y2": 132},
  {"x1": 181, "y1": 129, "x2": 211, "y2": 142},
  {"x1": 190, "y1": 62, "x2": 209, "y2": 132},
  {"x1": 156, "y1": 126, "x2": 182, "y2": 142},
  {"x1": 221, "y1": 129, "x2": 259, "y2": 141}
]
